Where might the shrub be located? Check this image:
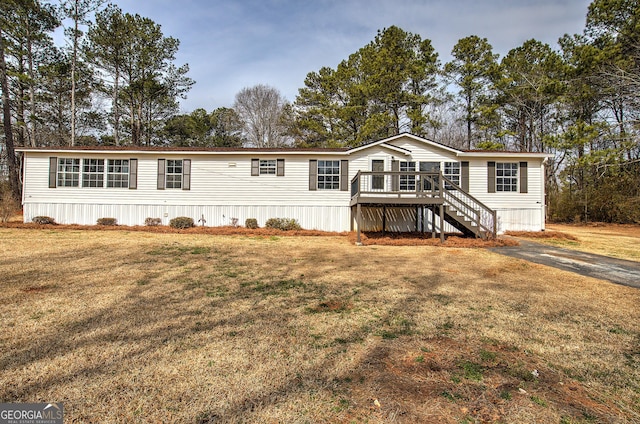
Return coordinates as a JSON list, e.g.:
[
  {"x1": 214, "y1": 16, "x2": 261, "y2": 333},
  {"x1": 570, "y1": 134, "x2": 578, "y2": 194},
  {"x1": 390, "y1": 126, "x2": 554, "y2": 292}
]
[
  {"x1": 245, "y1": 218, "x2": 259, "y2": 229},
  {"x1": 0, "y1": 194, "x2": 19, "y2": 223},
  {"x1": 170, "y1": 216, "x2": 194, "y2": 229},
  {"x1": 32, "y1": 216, "x2": 56, "y2": 225},
  {"x1": 265, "y1": 217, "x2": 301, "y2": 231},
  {"x1": 97, "y1": 217, "x2": 117, "y2": 226},
  {"x1": 145, "y1": 217, "x2": 162, "y2": 226}
]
